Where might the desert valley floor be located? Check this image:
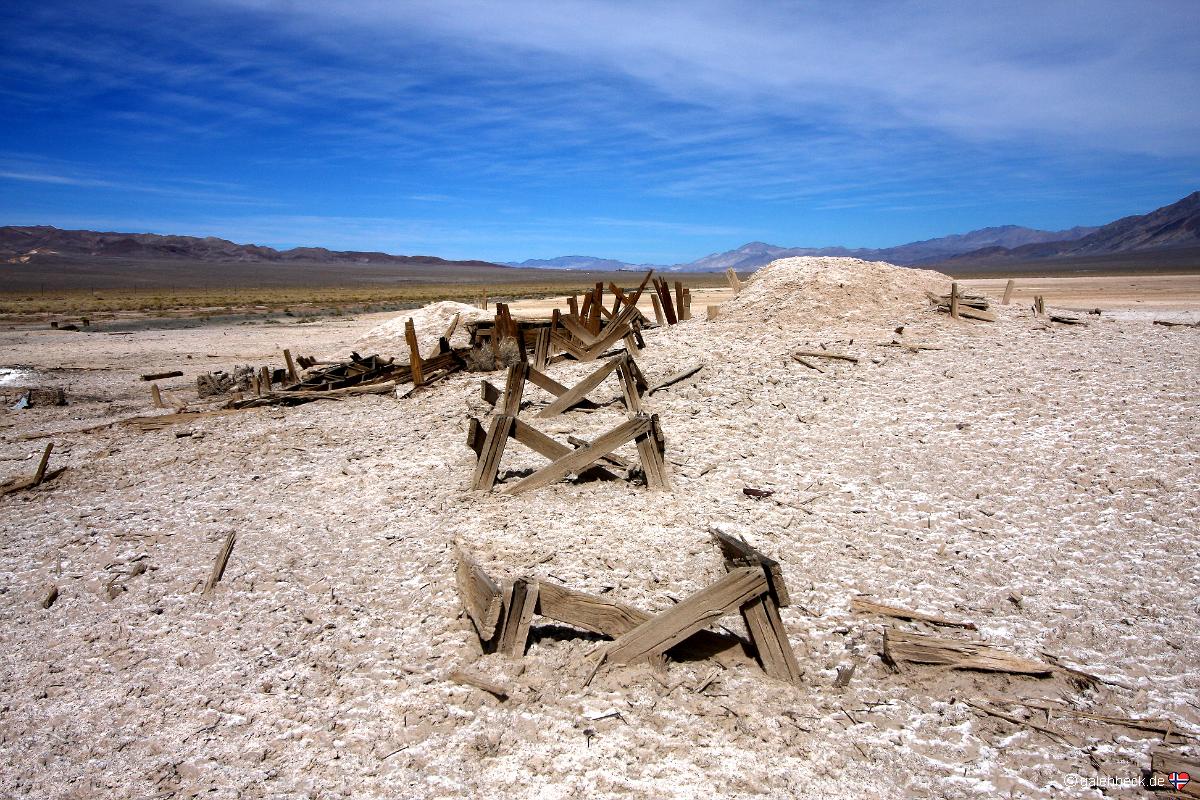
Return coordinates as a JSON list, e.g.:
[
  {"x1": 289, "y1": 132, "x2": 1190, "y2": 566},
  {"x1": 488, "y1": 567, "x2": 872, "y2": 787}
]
[{"x1": 0, "y1": 259, "x2": 1197, "y2": 799}]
